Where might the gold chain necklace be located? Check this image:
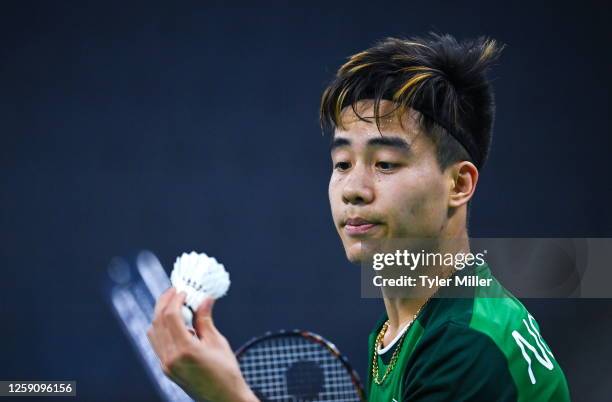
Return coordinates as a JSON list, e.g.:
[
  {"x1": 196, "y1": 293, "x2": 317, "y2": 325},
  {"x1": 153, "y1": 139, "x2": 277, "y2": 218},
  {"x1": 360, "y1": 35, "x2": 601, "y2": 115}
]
[{"x1": 371, "y1": 298, "x2": 434, "y2": 385}]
